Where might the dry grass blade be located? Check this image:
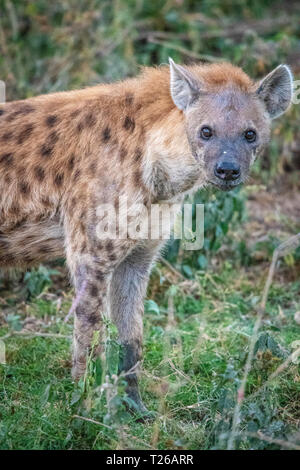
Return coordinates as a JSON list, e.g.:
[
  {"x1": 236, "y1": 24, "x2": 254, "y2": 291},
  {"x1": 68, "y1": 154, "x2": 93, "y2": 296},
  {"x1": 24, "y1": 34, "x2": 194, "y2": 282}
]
[
  {"x1": 72, "y1": 414, "x2": 112, "y2": 429},
  {"x1": 146, "y1": 38, "x2": 224, "y2": 63},
  {"x1": 64, "y1": 279, "x2": 87, "y2": 323}
]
